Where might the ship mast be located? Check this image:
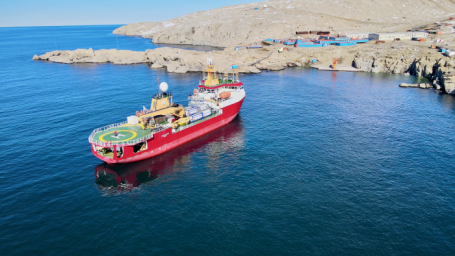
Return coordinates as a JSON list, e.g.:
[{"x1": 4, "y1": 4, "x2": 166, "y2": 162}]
[{"x1": 203, "y1": 57, "x2": 219, "y2": 86}]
